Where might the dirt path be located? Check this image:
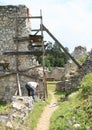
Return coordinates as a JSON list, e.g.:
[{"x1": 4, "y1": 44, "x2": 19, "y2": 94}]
[{"x1": 34, "y1": 91, "x2": 59, "y2": 130}]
